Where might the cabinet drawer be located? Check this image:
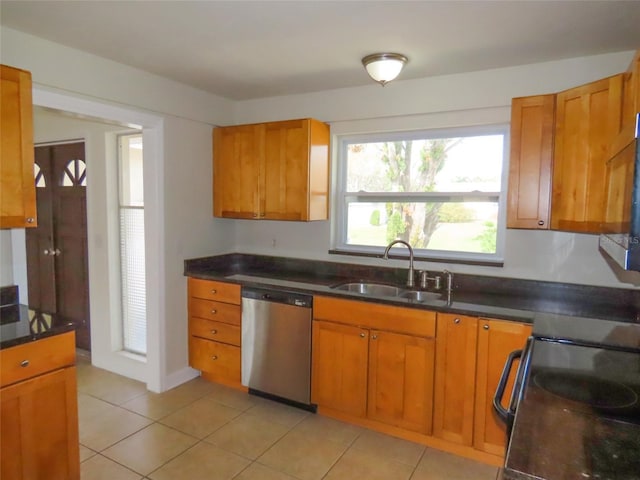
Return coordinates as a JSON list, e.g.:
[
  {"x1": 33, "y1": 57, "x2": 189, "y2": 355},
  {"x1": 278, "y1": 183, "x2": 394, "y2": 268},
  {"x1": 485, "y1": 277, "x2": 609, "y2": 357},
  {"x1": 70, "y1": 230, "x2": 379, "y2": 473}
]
[
  {"x1": 190, "y1": 317, "x2": 240, "y2": 346},
  {"x1": 0, "y1": 332, "x2": 75, "y2": 388},
  {"x1": 188, "y1": 277, "x2": 240, "y2": 305},
  {"x1": 189, "y1": 337, "x2": 240, "y2": 383},
  {"x1": 189, "y1": 297, "x2": 241, "y2": 325},
  {"x1": 314, "y1": 296, "x2": 436, "y2": 337}
]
